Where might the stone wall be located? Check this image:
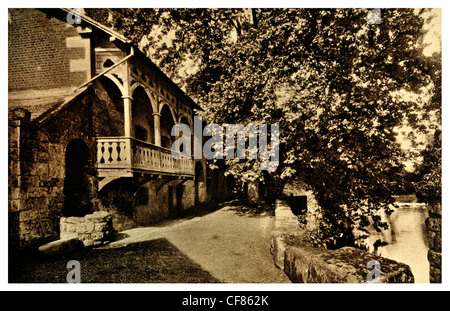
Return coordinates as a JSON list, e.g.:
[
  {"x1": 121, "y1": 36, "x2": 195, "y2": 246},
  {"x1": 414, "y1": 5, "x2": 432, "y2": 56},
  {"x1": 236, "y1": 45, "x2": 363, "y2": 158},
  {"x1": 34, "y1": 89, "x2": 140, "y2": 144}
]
[
  {"x1": 8, "y1": 87, "x2": 224, "y2": 247},
  {"x1": 8, "y1": 89, "x2": 98, "y2": 249},
  {"x1": 9, "y1": 81, "x2": 146, "y2": 248},
  {"x1": 60, "y1": 211, "x2": 114, "y2": 247},
  {"x1": 271, "y1": 200, "x2": 414, "y2": 283},
  {"x1": 427, "y1": 202, "x2": 442, "y2": 283}
]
